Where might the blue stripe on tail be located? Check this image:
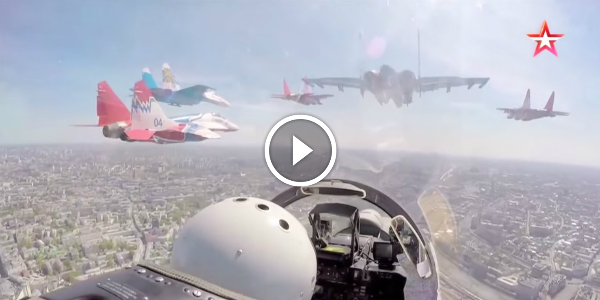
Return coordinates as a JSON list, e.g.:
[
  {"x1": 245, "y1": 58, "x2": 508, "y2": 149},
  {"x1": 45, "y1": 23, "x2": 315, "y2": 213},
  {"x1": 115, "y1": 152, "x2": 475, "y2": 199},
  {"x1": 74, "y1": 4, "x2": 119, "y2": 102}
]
[{"x1": 142, "y1": 72, "x2": 159, "y2": 89}]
